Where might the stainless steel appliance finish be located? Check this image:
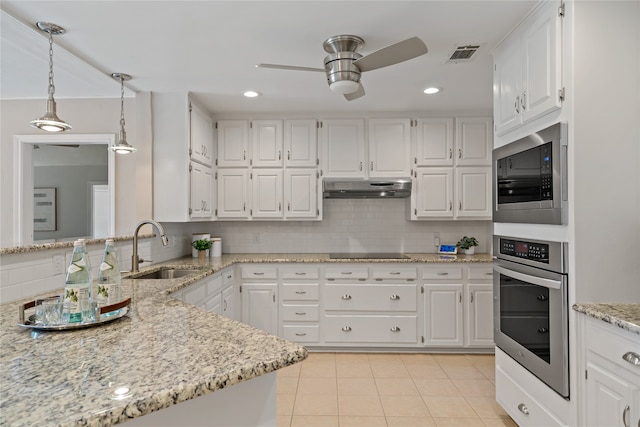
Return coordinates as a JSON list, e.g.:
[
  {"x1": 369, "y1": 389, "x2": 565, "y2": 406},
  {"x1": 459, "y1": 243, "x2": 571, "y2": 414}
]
[
  {"x1": 329, "y1": 253, "x2": 410, "y2": 259},
  {"x1": 323, "y1": 178, "x2": 411, "y2": 199},
  {"x1": 493, "y1": 122, "x2": 568, "y2": 224},
  {"x1": 493, "y1": 235, "x2": 570, "y2": 398}
]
